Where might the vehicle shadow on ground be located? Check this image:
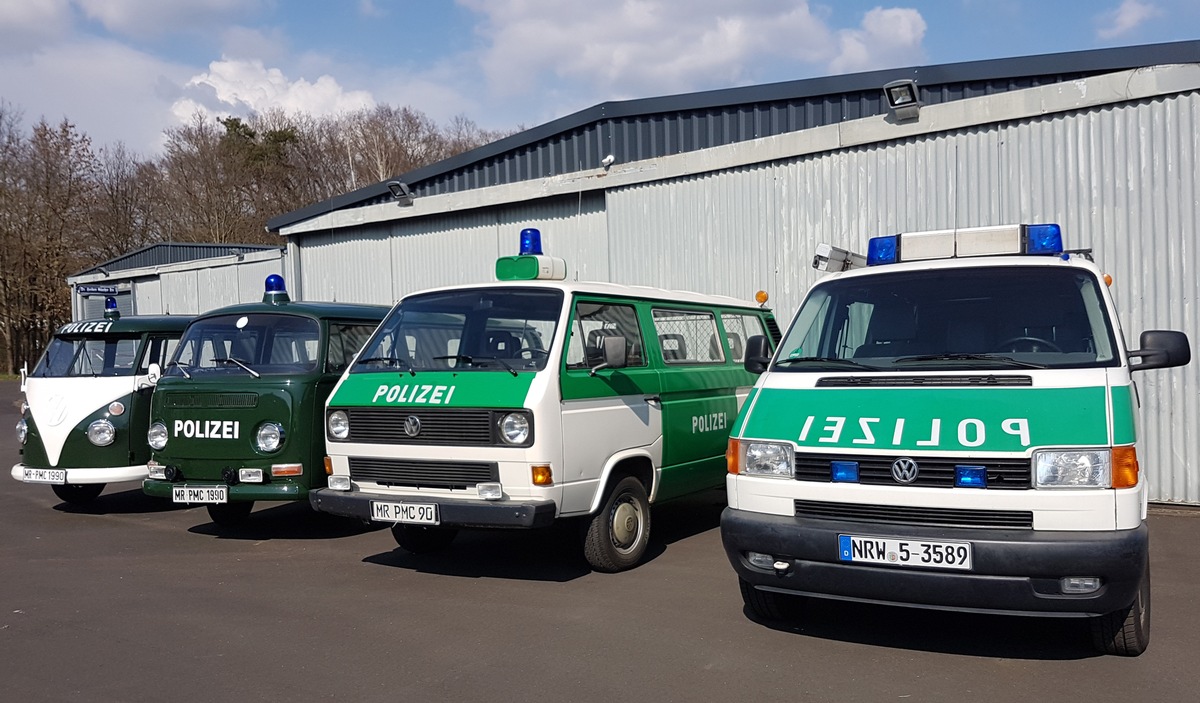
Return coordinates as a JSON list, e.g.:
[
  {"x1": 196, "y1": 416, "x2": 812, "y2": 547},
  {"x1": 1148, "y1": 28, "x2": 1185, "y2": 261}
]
[
  {"x1": 745, "y1": 597, "x2": 1097, "y2": 660},
  {"x1": 187, "y1": 501, "x2": 384, "y2": 540},
  {"x1": 52, "y1": 487, "x2": 189, "y2": 515},
  {"x1": 362, "y1": 488, "x2": 729, "y2": 582}
]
